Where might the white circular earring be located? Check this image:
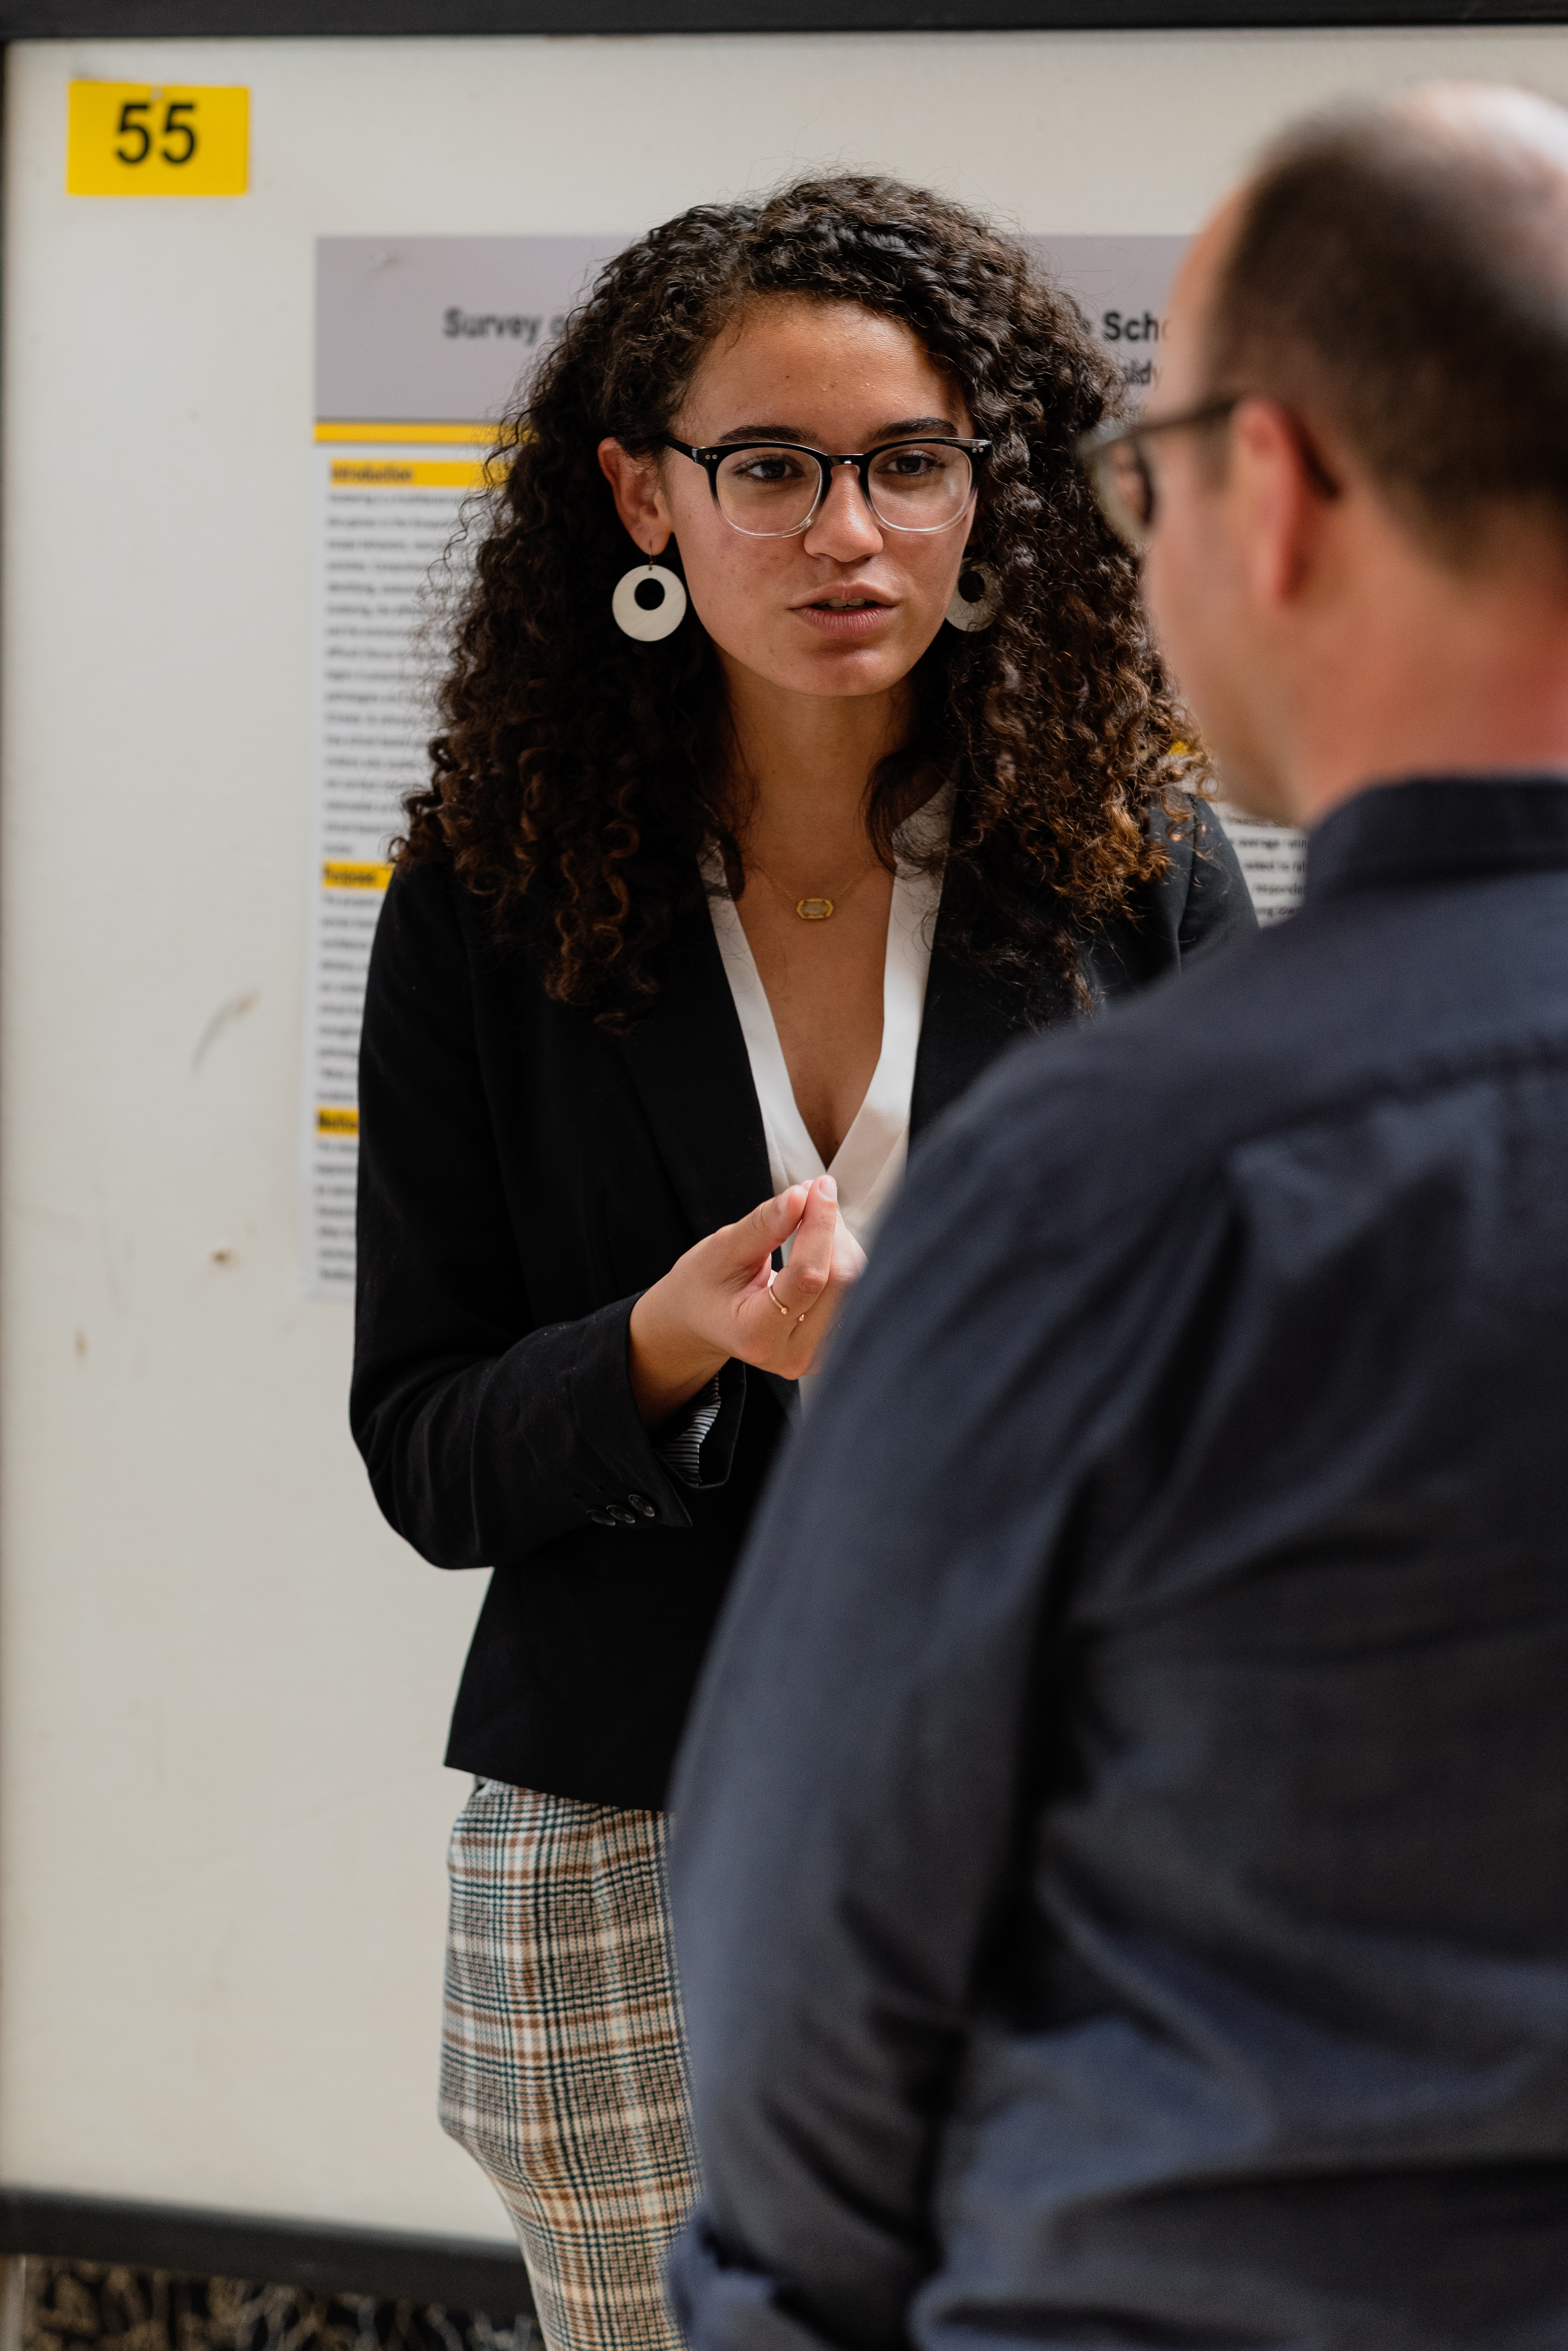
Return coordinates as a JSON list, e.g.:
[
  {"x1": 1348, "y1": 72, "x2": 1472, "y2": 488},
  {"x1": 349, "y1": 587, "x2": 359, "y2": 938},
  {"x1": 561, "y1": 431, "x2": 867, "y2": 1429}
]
[
  {"x1": 612, "y1": 558, "x2": 687, "y2": 642},
  {"x1": 945, "y1": 560, "x2": 999, "y2": 633}
]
